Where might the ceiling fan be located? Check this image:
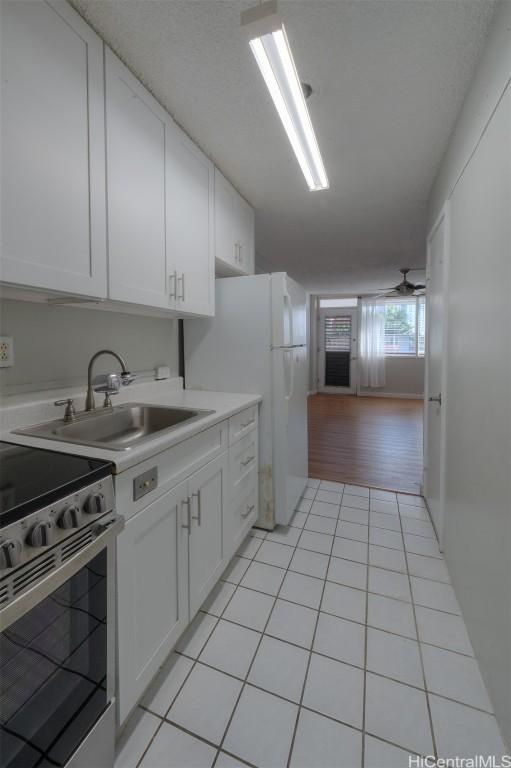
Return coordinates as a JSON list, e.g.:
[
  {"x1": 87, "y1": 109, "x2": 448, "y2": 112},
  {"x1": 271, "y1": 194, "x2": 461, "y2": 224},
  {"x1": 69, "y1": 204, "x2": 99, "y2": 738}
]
[{"x1": 377, "y1": 268, "x2": 426, "y2": 297}]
